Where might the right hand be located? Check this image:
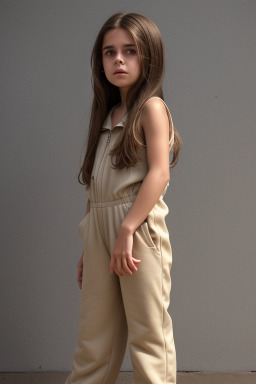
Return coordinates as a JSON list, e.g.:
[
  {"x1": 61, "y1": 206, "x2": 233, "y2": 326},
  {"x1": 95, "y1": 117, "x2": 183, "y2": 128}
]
[{"x1": 77, "y1": 251, "x2": 84, "y2": 289}]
